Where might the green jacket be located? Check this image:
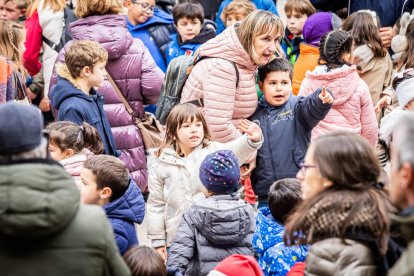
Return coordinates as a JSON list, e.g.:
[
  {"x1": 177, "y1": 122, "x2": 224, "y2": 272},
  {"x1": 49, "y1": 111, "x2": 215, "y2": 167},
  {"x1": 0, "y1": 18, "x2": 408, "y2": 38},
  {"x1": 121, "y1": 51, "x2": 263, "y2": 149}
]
[
  {"x1": 389, "y1": 207, "x2": 414, "y2": 276},
  {"x1": 0, "y1": 159, "x2": 130, "y2": 276}
]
